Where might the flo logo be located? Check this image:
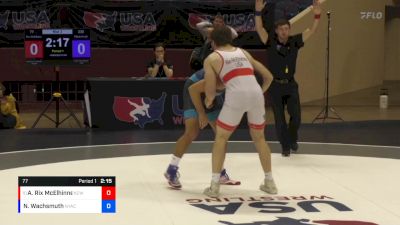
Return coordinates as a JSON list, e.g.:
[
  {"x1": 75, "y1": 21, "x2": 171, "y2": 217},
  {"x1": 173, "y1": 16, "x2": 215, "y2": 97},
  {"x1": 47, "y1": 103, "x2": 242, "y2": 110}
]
[
  {"x1": 219, "y1": 217, "x2": 377, "y2": 225},
  {"x1": 360, "y1": 12, "x2": 383, "y2": 20},
  {"x1": 113, "y1": 93, "x2": 166, "y2": 128}
]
